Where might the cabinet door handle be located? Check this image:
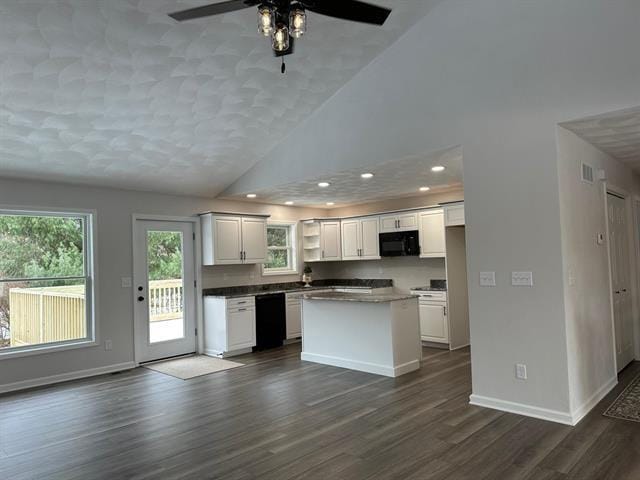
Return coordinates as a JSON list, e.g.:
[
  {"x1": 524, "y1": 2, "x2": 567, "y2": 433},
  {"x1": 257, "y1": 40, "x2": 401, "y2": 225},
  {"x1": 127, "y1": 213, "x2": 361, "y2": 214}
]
[
  {"x1": 322, "y1": 250, "x2": 325, "y2": 258},
  {"x1": 240, "y1": 251, "x2": 243, "y2": 260},
  {"x1": 443, "y1": 306, "x2": 447, "y2": 316},
  {"x1": 238, "y1": 308, "x2": 247, "y2": 312}
]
